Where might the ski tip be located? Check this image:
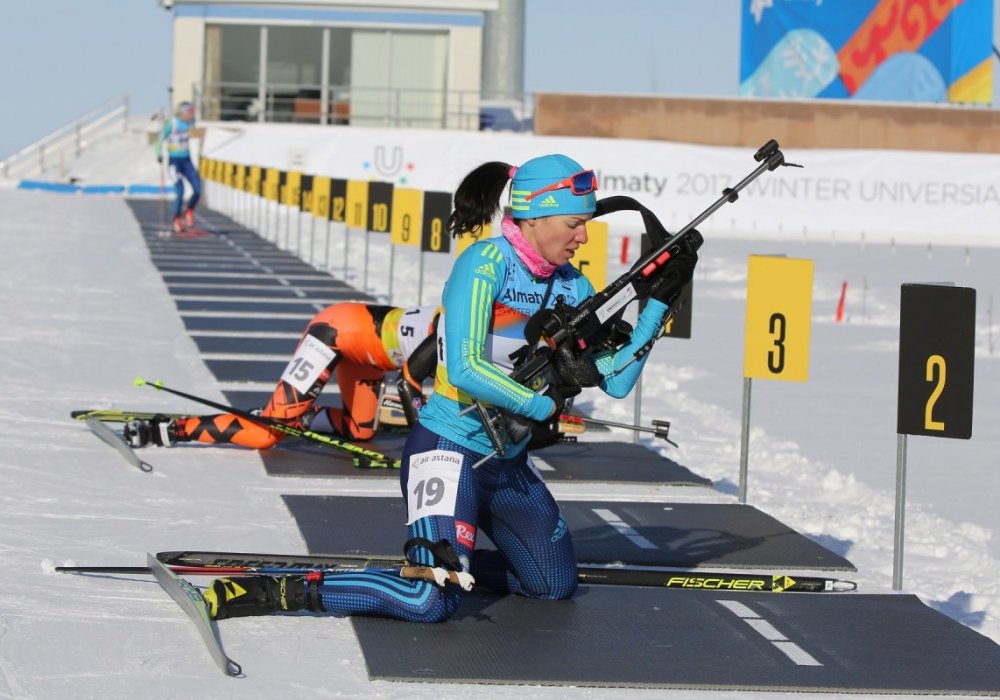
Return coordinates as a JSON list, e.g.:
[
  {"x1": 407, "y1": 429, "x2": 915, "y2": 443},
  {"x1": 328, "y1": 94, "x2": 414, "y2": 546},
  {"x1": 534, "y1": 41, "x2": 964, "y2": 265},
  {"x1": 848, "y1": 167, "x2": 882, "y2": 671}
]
[
  {"x1": 133, "y1": 376, "x2": 146, "y2": 387},
  {"x1": 40, "y1": 558, "x2": 56, "y2": 574}
]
